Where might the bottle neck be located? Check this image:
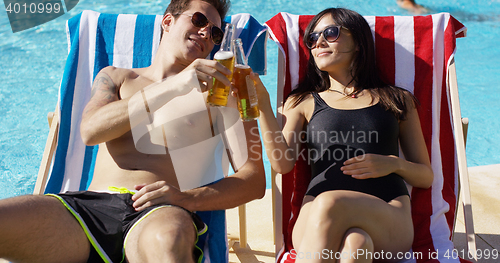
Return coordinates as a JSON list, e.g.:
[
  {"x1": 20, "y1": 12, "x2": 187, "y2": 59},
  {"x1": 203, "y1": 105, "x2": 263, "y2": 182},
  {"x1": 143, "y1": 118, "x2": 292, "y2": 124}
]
[{"x1": 220, "y1": 24, "x2": 234, "y2": 51}]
